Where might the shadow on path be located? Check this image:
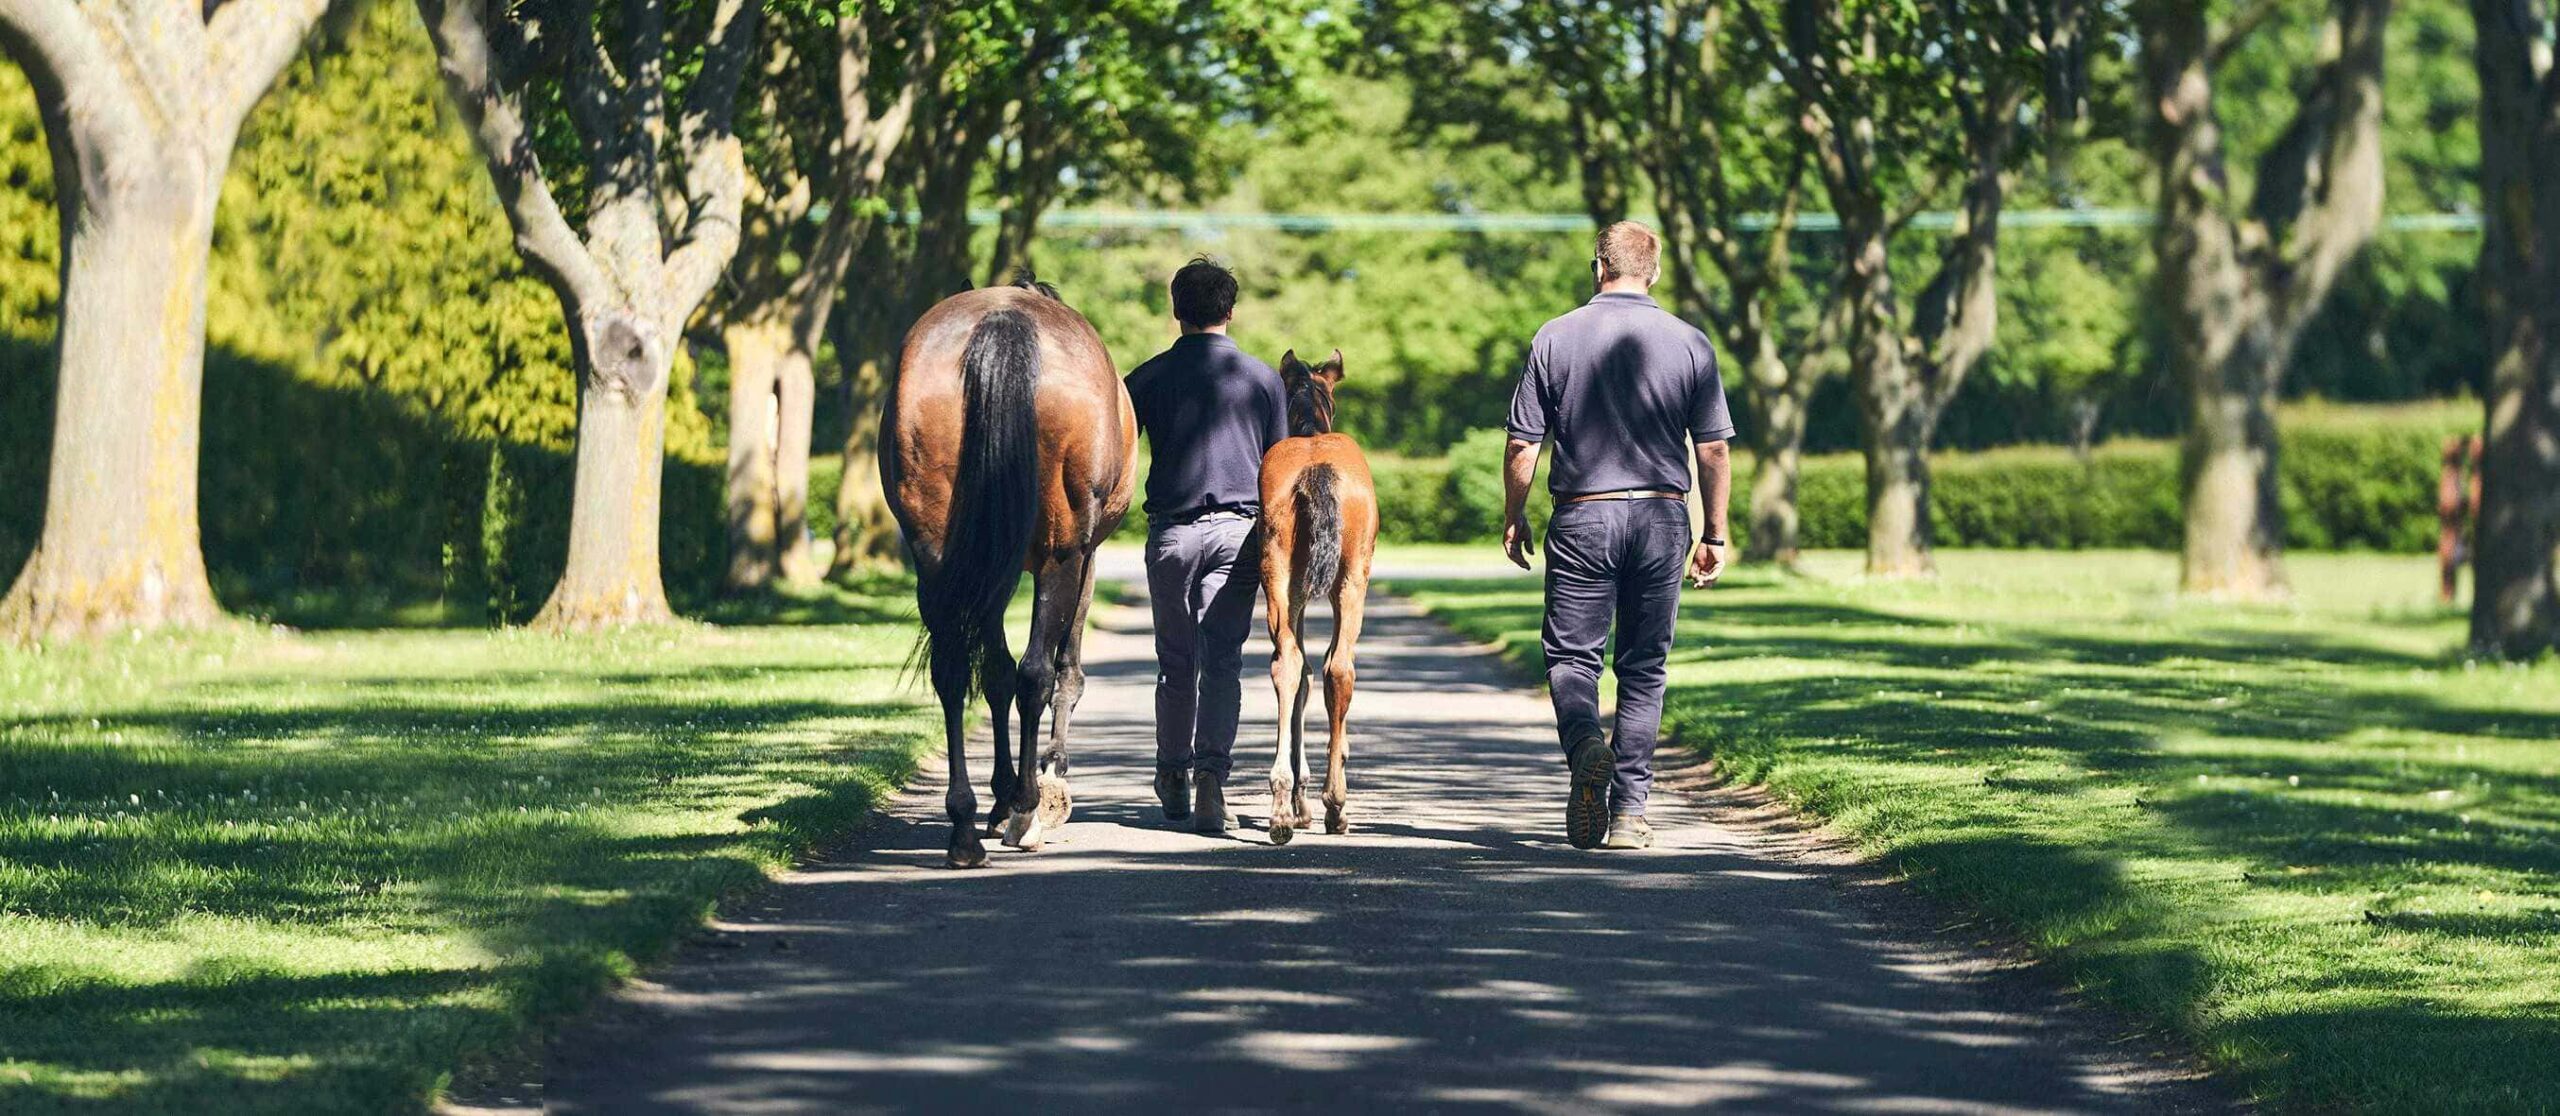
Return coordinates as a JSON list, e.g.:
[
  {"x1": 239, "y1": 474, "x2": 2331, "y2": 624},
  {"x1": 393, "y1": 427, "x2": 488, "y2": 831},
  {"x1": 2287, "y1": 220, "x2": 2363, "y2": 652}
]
[{"x1": 525, "y1": 594, "x2": 2222, "y2": 1115}]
